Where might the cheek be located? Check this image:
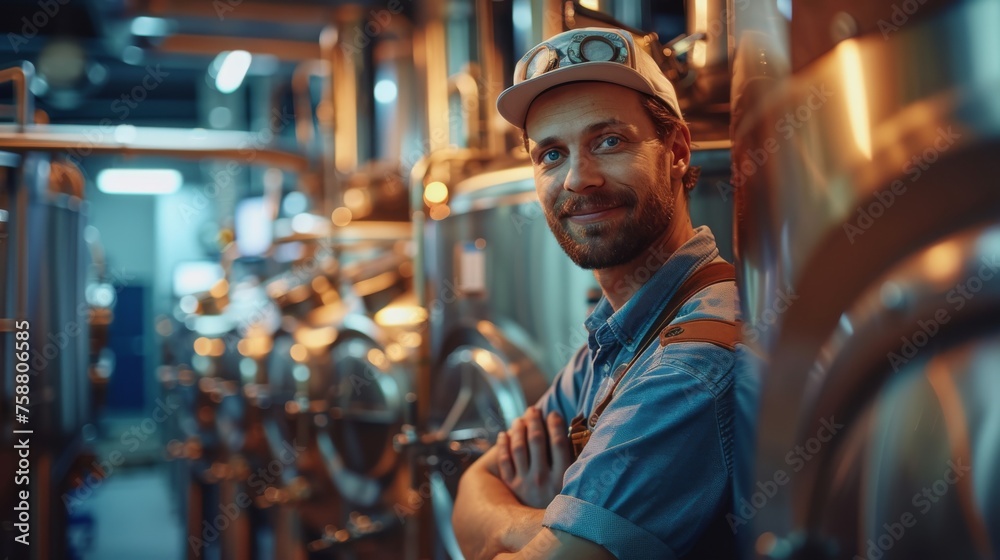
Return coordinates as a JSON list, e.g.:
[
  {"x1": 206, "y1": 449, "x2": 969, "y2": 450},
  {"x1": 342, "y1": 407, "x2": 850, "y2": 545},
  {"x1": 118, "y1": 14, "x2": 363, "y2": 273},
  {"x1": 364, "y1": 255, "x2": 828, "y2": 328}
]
[{"x1": 534, "y1": 176, "x2": 560, "y2": 209}]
